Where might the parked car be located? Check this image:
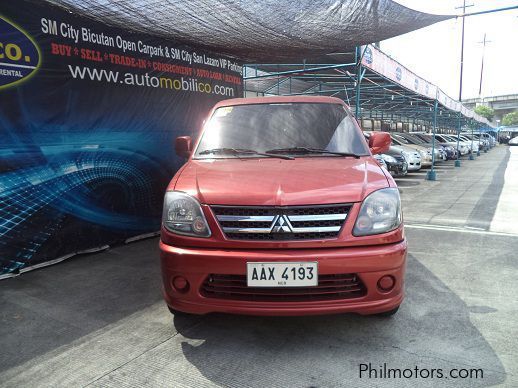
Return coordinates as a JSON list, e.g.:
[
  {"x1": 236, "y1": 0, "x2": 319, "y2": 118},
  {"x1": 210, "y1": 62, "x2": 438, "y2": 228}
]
[
  {"x1": 414, "y1": 133, "x2": 469, "y2": 156},
  {"x1": 382, "y1": 147, "x2": 409, "y2": 176},
  {"x1": 162, "y1": 96, "x2": 406, "y2": 316},
  {"x1": 463, "y1": 133, "x2": 489, "y2": 151},
  {"x1": 364, "y1": 133, "x2": 410, "y2": 175},
  {"x1": 395, "y1": 132, "x2": 446, "y2": 162},
  {"x1": 373, "y1": 154, "x2": 388, "y2": 169},
  {"x1": 509, "y1": 136, "x2": 518, "y2": 146},
  {"x1": 456, "y1": 135, "x2": 480, "y2": 154},
  {"x1": 391, "y1": 134, "x2": 431, "y2": 167},
  {"x1": 478, "y1": 132, "x2": 496, "y2": 148},
  {"x1": 410, "y1": 133, "x2": 451, "y2": 159}
]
